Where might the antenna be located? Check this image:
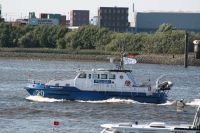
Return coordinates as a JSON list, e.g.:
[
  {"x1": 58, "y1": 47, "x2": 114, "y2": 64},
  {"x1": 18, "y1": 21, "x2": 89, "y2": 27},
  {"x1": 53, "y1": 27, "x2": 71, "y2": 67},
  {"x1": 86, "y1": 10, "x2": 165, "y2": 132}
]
[{"x1": 119, "y1": 43, "x2": 125, "y2": 70}]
